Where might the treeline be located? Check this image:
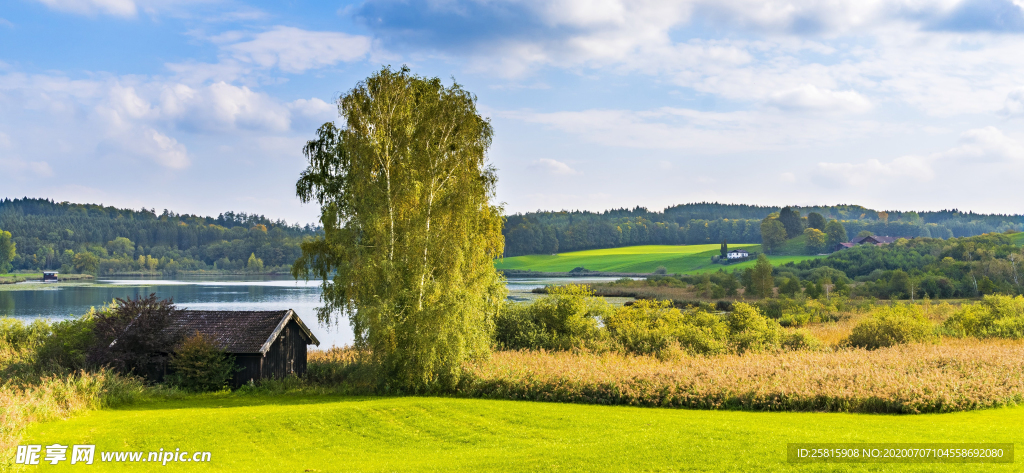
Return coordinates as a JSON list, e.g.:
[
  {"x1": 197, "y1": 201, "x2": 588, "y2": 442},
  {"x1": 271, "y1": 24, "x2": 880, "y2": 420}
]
[
  {"x1": 504, "y1": 203, "x2": 1024, "y2": 257},
  {"x1": 792, "y1": 233, "x2": 1024, "y2": 299},
  {"x1": 0, "y1": 198, "x2": 321, "y2": 274}
]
